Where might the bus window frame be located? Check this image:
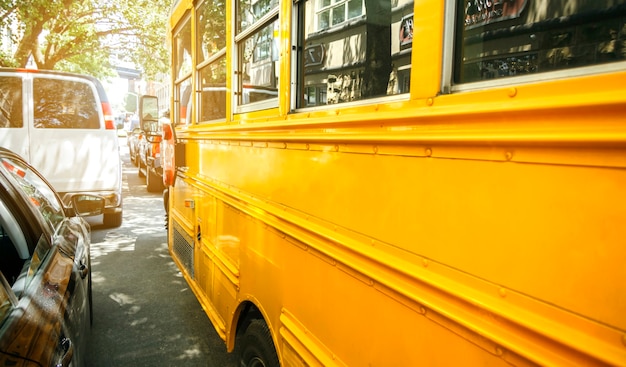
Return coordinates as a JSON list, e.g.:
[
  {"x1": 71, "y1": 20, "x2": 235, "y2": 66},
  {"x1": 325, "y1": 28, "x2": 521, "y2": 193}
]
[
  {"x1": 195, "y1": 0, "x2": 228, "y2": 124},
  {"x1": 446, "y1": 0, "x2": 626, "y2": 93},
  {"x1": 234, "y1": 2, "x2": 280, "y2": 114},
  {"x1": 173, "y1": 11, "x2": 193, "y2": 126},
  {"x1": 196, "y1": 49, "x2": 228, "y2": 123},
  {"x1": 291, "y1": 0, "x2": 414, "y2": 112}
]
